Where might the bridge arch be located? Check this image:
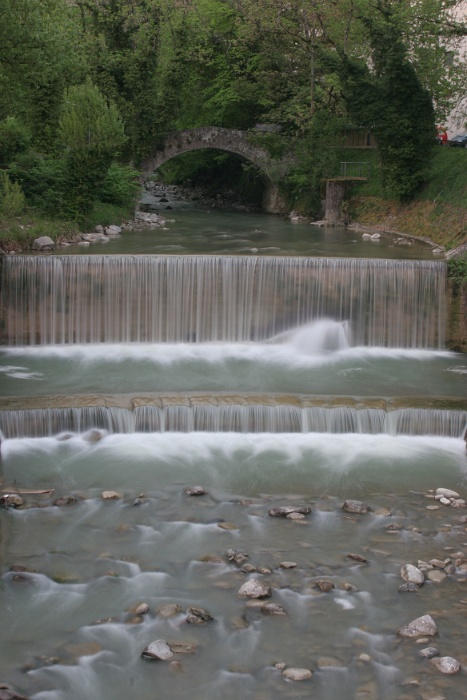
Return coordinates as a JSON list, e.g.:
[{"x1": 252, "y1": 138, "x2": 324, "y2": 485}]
[{"x1": 140, "y1": 127, "x2": 288, "y2": 213}]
